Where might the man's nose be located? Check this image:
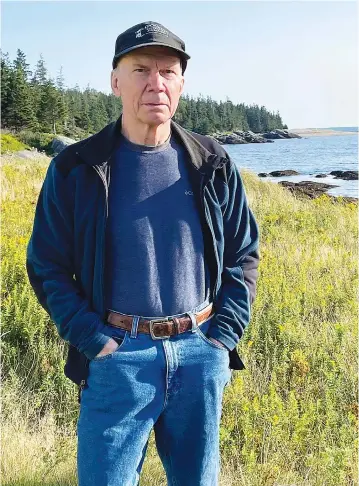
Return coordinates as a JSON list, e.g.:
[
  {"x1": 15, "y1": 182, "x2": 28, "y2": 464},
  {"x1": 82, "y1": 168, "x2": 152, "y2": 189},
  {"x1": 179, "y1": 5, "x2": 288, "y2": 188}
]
[{"x1": 147, "y1": 70, "x2": 166, "y2": 91}]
